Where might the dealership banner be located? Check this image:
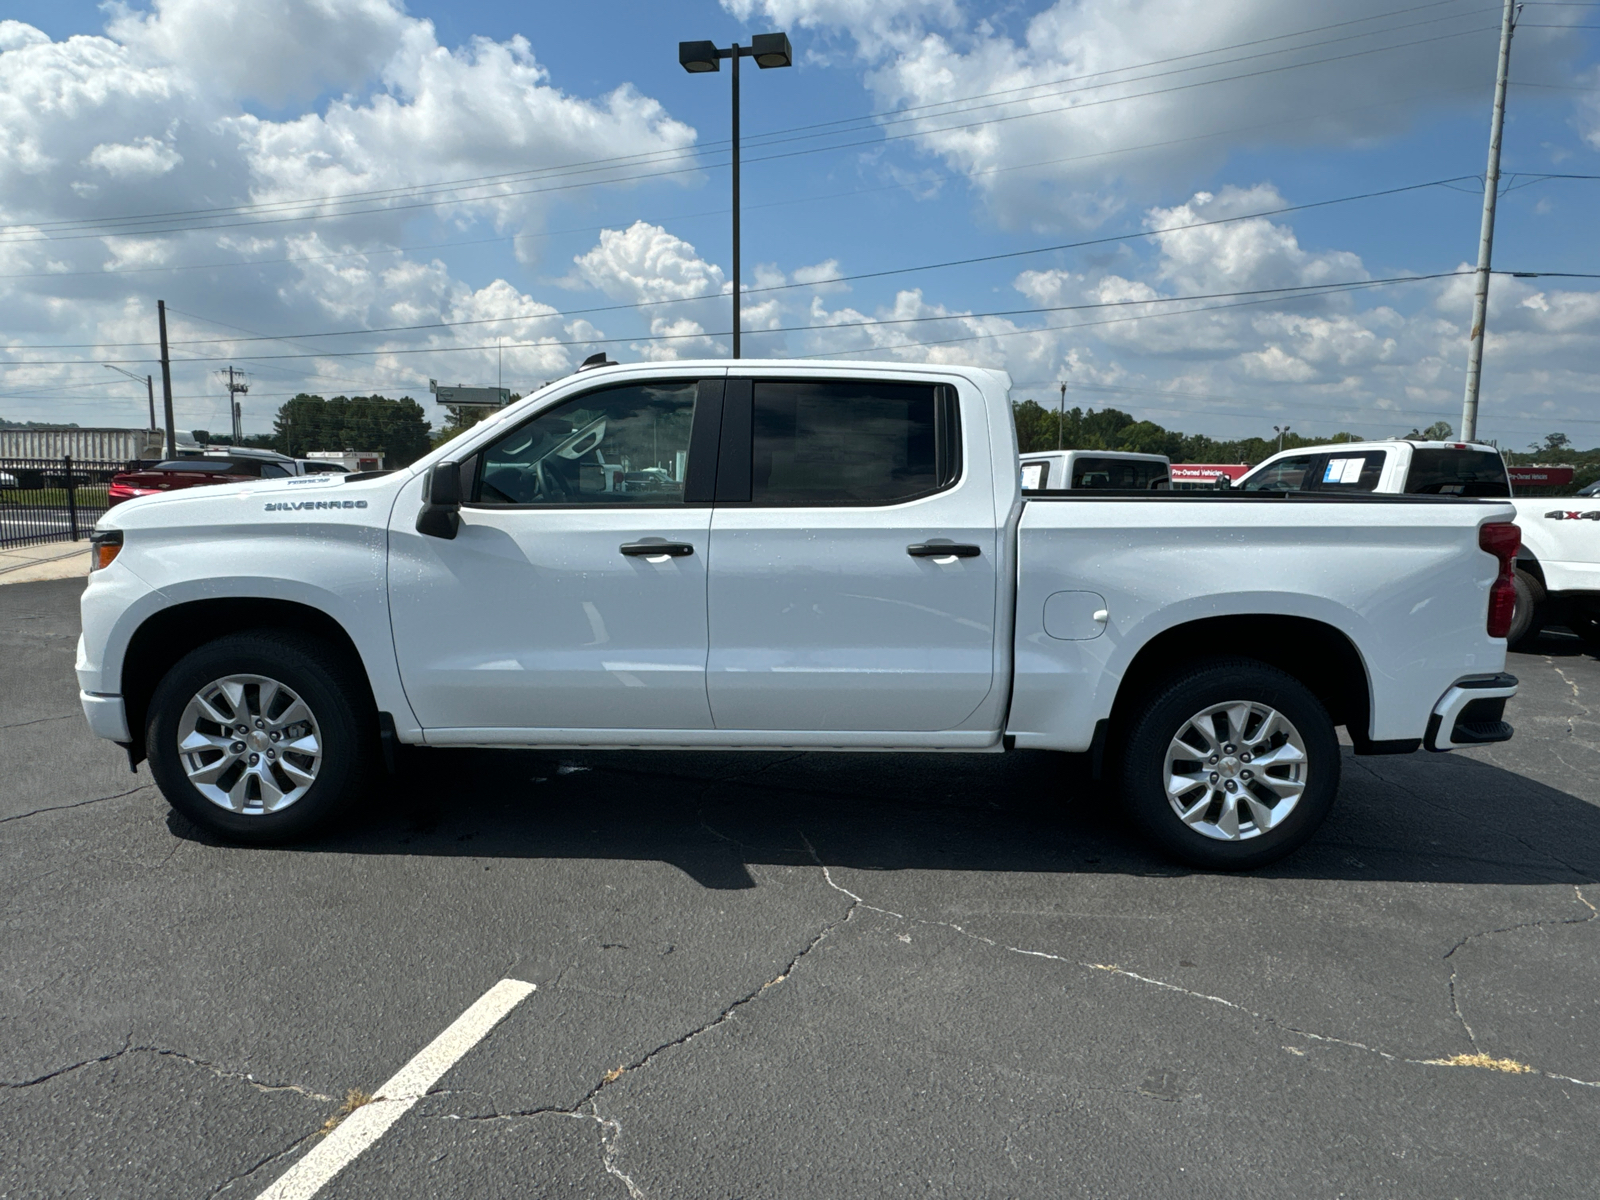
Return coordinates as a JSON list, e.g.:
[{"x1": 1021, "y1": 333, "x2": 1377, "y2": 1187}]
[
  {"x1": 1170, "y1": 463, "x2": 1251, "y2": 484},
  {"x1": 1507, "y1": 465, "x2": 1575, "y2": 488}
]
